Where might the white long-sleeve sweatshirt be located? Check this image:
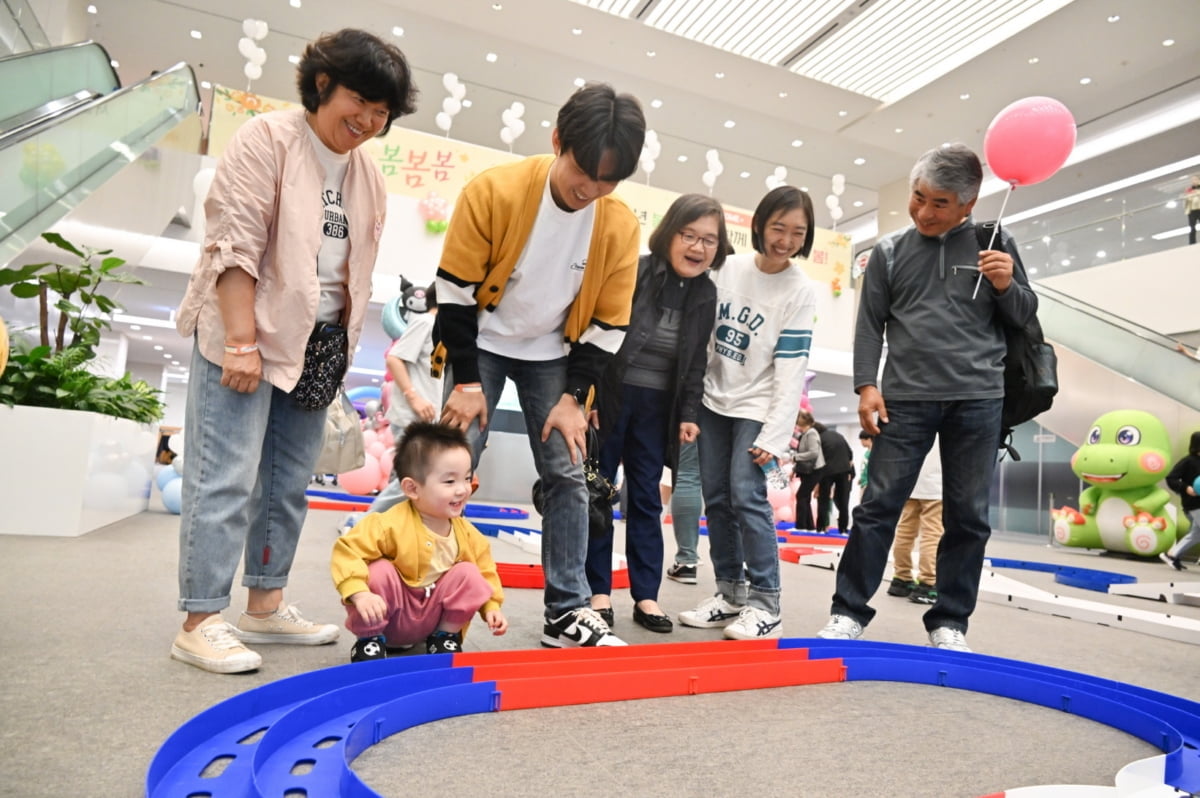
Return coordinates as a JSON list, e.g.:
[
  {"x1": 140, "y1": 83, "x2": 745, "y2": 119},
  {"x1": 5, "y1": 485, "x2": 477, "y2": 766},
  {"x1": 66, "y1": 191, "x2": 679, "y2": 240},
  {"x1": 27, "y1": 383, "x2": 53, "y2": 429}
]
[{"x1": 702, "y1": 253, "x2": 817, "y2": 457}]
